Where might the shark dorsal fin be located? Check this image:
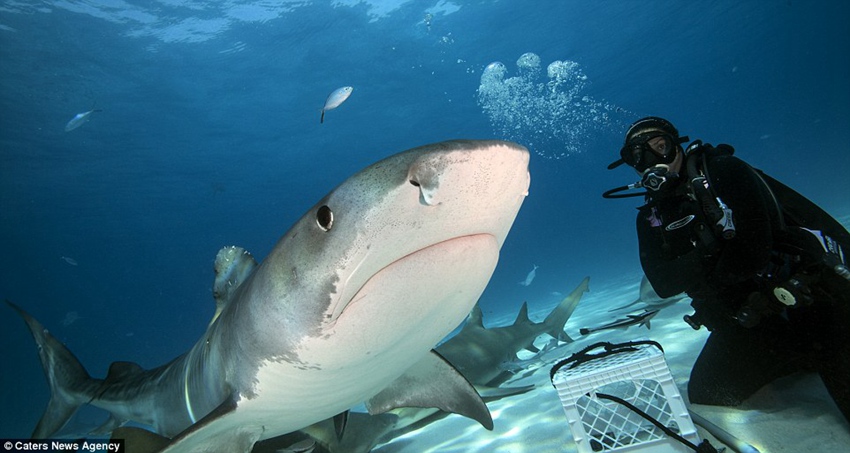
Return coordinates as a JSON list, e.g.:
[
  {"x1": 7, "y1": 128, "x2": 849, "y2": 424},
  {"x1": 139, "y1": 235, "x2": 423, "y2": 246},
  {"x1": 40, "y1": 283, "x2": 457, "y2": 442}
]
[
  {"x1": 513, "y1": 302, "x2": 531, "y2": 326},
  {"x1": 211, "y1": 246, "x2": 258, "y2": 326},
  {"x1": 466, "y1": 303, "x2": 485, "y2": 329}
]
